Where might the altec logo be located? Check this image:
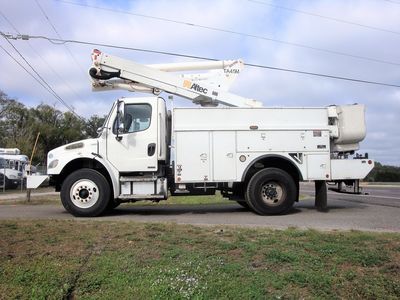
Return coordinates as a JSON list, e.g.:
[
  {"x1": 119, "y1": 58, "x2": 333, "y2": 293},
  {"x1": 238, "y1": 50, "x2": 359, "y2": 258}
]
[
  {"x1": 183, "y1": 80, "x2": 192, "y2": 88},
  {"x1": 183, "y1": 80, "x2": 208, "y2": 94}
]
